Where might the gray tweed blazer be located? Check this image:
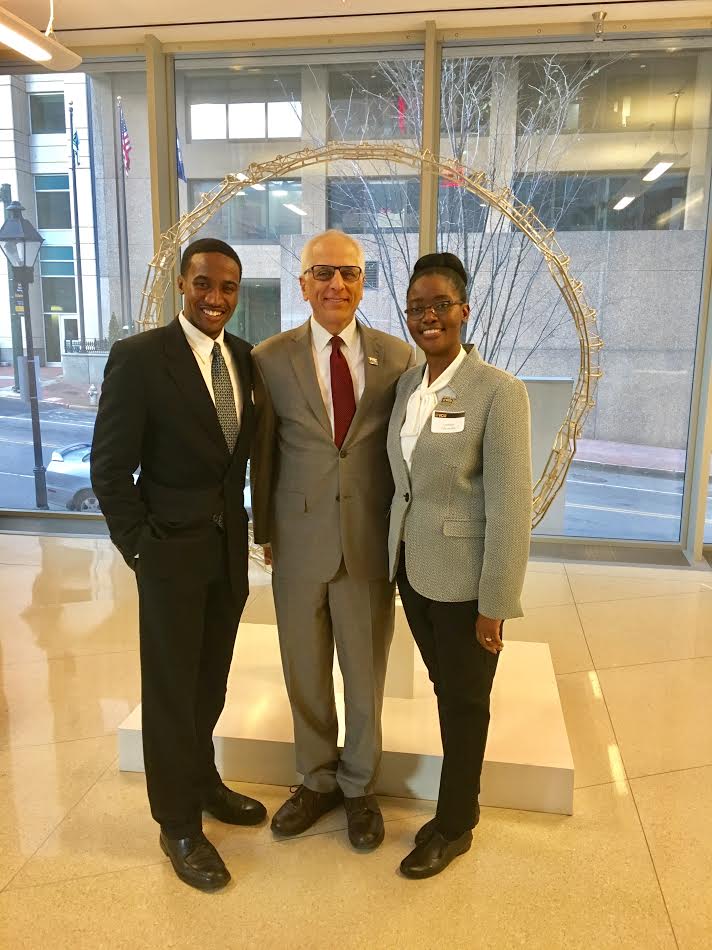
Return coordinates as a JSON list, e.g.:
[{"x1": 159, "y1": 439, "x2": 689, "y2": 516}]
[{"x1": 386, "y1": 347, "x2": 532, "y2": 619}]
